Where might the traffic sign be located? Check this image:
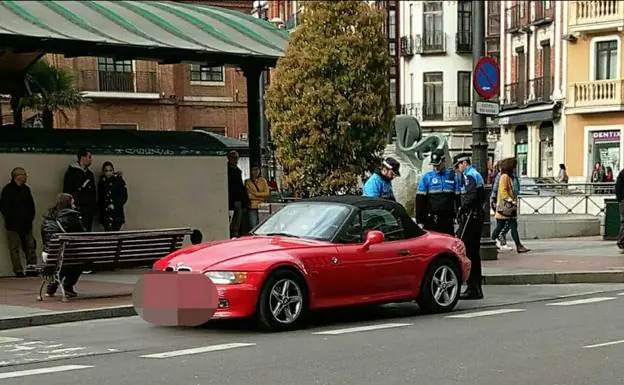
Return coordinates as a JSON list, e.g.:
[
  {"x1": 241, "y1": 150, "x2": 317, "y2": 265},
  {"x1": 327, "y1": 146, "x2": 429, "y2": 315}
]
[{"x1": 473, "y1": 56, "x2": 500, "y2": 99}]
